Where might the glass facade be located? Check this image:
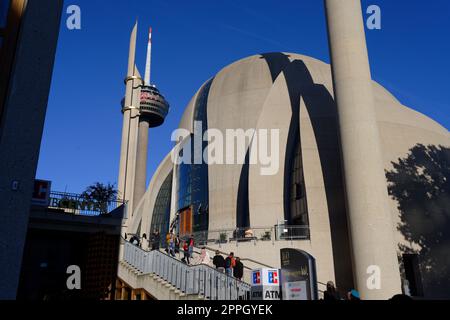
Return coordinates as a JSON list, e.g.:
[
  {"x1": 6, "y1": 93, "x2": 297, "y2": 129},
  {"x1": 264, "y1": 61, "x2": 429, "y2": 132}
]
[
  {"x1": 176, "y1": 80, "x2": 213, "y2": 234},
  {"x1": 150, "y1": 171, "x2": 173, "y2": 238},
  {"x1": 289, "y1": 137, "x2": 309, "y2": 226},
  {"x1": 0, "y1": 0, "x2": 10, "y2": 29}
]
